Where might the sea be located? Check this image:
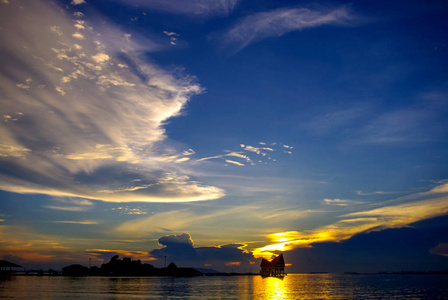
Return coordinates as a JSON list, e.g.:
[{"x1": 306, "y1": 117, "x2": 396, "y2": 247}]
[{"x1": 1, "y1": 273, "x2": 447, "y2": 299}]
